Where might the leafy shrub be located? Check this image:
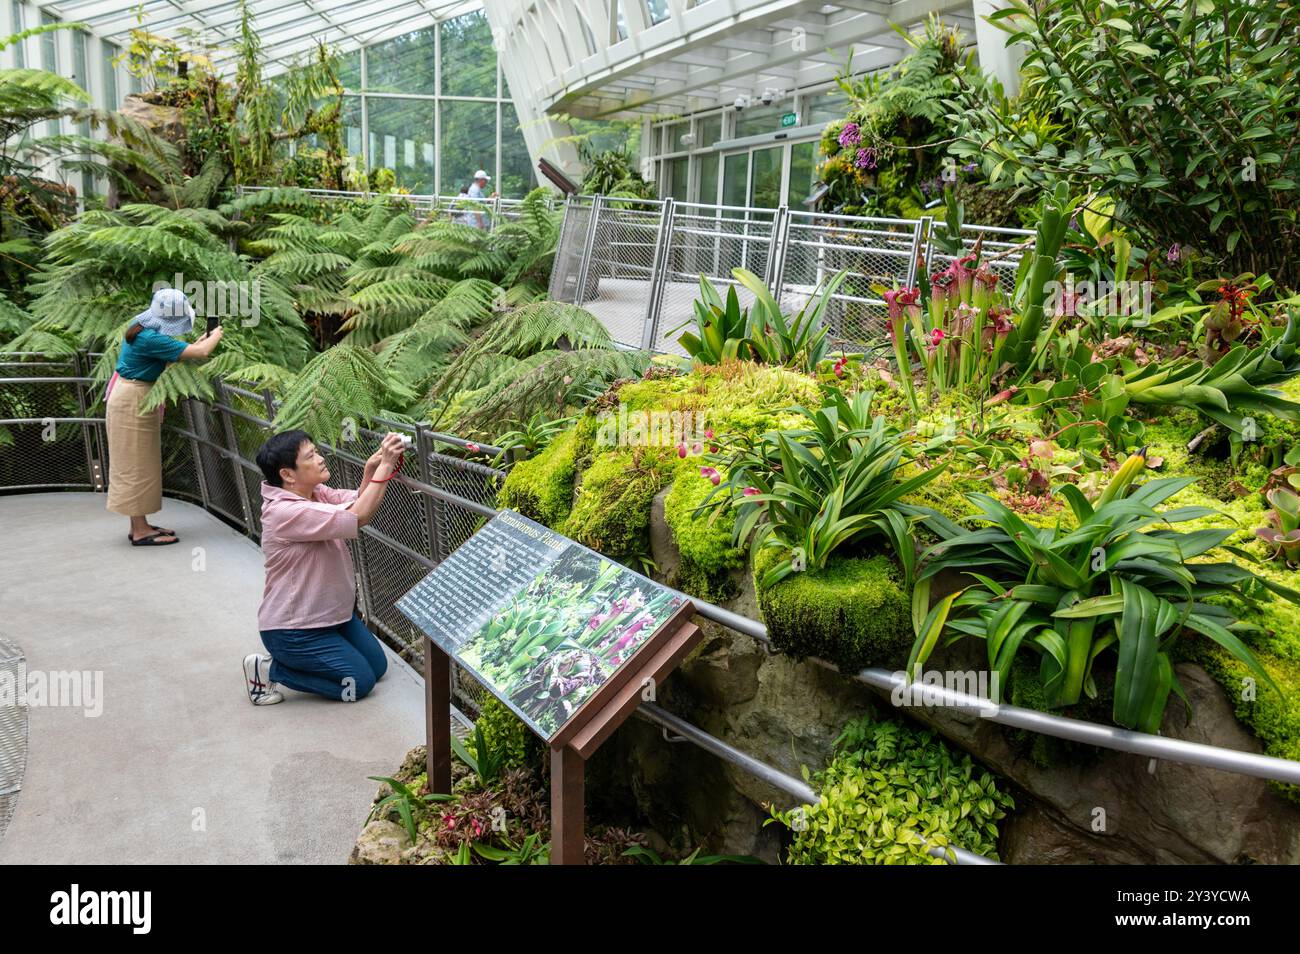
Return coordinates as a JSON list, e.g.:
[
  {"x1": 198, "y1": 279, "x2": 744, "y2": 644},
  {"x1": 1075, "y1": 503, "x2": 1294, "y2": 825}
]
[
  {"x1": 956, "y1": 0, "x2": 1300, "y2": 285},
  {"x1": 773, "y1": 715, "x2": 1013, "y2": 864},
  {"x1": 470, "y1": 697, "x2": 540, "y2": 773}
]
